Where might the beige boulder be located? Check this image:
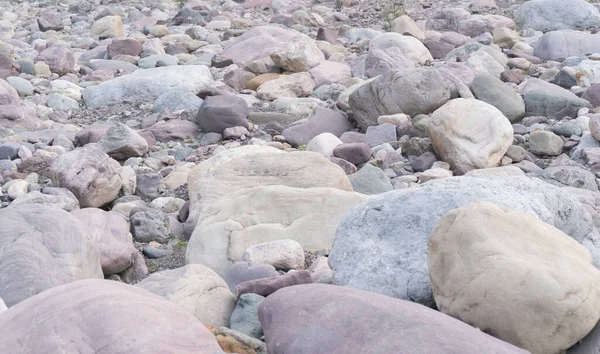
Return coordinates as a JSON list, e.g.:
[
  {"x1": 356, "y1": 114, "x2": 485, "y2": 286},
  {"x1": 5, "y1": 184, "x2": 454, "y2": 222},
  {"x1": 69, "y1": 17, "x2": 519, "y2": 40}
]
[
  {"x1": 391, "y1": 15, "x2": 426, "y2": 42},
  {"x1": 91, "y1": 16, "x2": 124, "y2": 39},
  {"x1": 428, "y1": 98, "x2": 513, "y2": 172},
  {"x1": 369, "y1": 33, "x2": 433, "y2": 64},
  {"x1": 186, "y1": 185, "x2": 367, "y2": 275},
  {"x1": 428, "y1": 202, "x2": 600, "y2": 354},
  {"x1": 269, "y1": 36, "x2": 325, "y2": 72},
  {"x1": 256, "y1": 72, "x2": 315, "y2": 101},
  {"x1": 137, "y1": 264, "x2": 236, "y2": 327}
]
